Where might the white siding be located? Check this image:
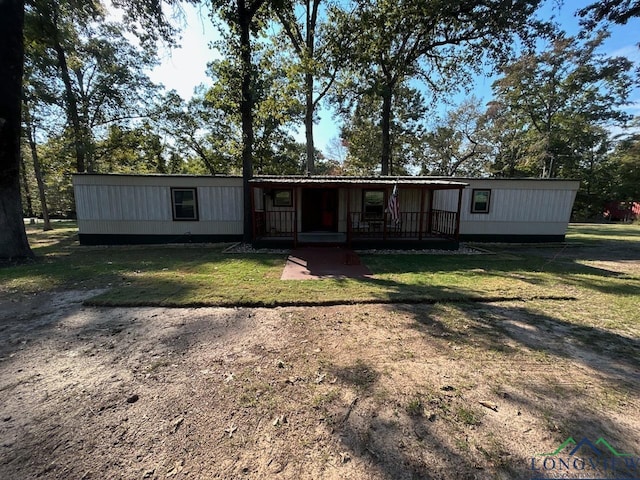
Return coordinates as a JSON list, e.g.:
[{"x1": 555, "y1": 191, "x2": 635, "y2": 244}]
[
  {"x1": 74, "y1": 175, "x2": 244, "y2": 236},
  {"x1": 430, "y1": 179, "x2": 579, "y2": 236}
]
